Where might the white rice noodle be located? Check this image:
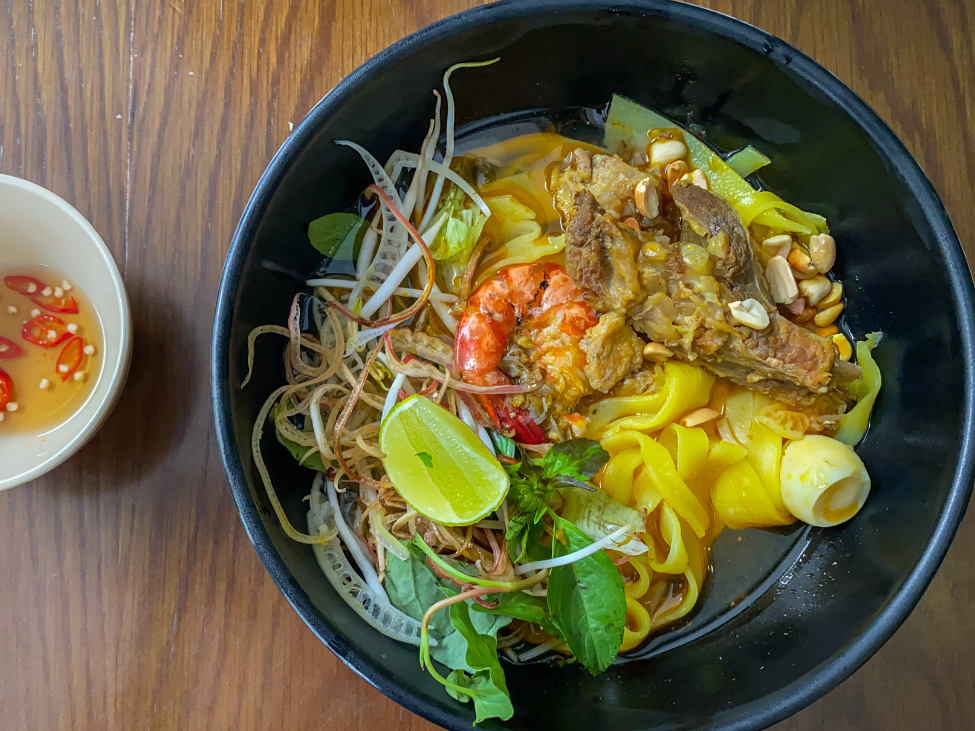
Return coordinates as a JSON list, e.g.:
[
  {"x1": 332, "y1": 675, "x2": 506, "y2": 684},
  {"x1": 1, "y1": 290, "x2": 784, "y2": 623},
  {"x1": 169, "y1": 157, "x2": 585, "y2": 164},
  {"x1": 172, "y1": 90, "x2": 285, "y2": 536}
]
[
  {"x1": 336, "y1": 140, "x2": 409, "y2": 291},
  {"x1": 414, "y1": 90, "x2": 442, "y2": 218},
  {"x1": 514, "y1": 524, "x2": 634, "y2": 575},
  {"x1": 458, "y1": 398, "x2": 495, "y2": 455},
  {"x1": 307, "y1": 476, "x2": 430, "y2": 646}
]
